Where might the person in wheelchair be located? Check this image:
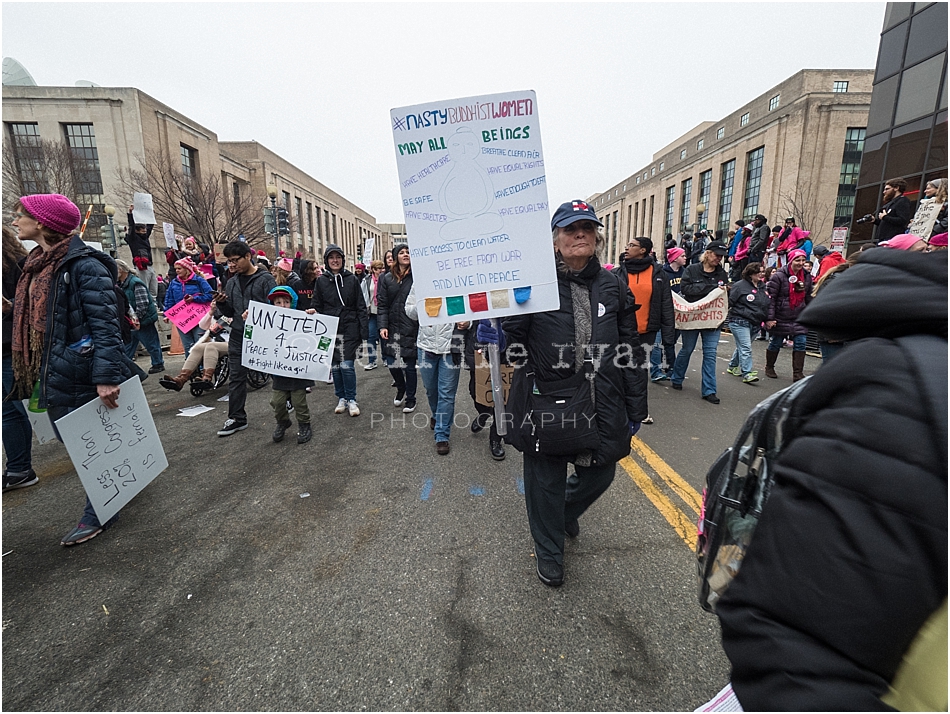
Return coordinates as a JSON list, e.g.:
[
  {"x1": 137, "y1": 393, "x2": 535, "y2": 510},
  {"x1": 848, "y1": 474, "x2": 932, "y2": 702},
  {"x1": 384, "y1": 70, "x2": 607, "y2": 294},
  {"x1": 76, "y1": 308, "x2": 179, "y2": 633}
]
[{"x1": 160, "y1": 311, "x2": 230, "y2": 392}]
